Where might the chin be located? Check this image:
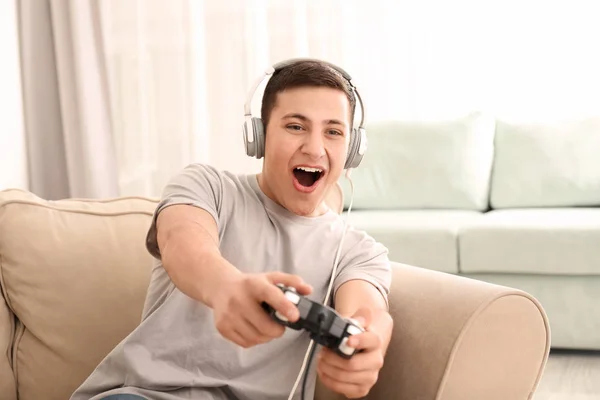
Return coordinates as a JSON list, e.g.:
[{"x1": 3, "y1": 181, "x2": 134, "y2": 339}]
[{"x1": 286, "y1": 198, "x2": 327, "y2": 217}]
